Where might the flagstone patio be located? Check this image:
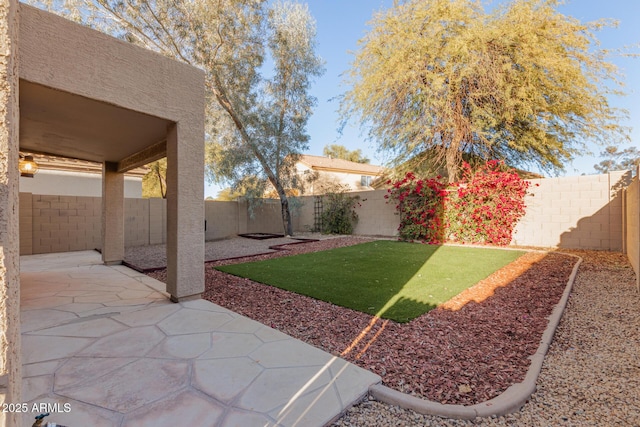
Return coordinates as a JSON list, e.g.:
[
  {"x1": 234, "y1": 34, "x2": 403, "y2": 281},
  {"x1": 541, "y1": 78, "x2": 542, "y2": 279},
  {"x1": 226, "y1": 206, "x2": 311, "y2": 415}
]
[{"x1": 20, "y1": 251, "x2": 380, "y2": 427}]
